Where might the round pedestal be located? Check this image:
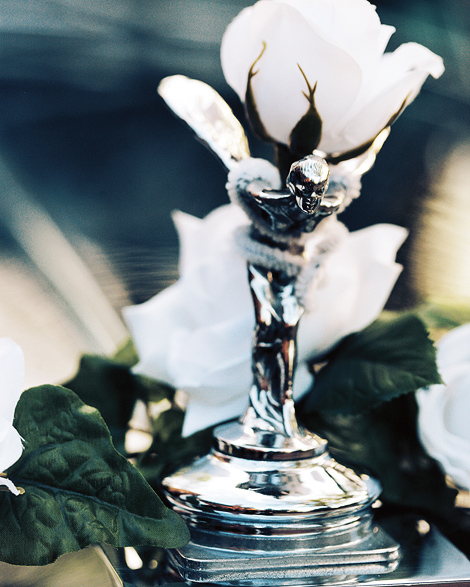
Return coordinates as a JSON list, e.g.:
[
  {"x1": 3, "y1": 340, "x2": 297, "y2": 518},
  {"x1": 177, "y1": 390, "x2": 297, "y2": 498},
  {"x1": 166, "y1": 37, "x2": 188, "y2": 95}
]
[{"x1": 162, "y1": 422, "x2": 400, "y2": 585}]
